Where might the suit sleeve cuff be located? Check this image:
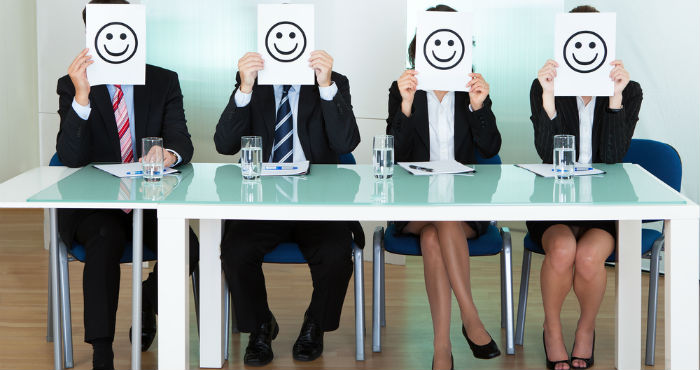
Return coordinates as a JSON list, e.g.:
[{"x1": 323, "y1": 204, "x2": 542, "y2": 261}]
[
  {"x1": 319, "y1": 81, "x2": 338, "y2": 101},
  {"x1": 234, "y1": 89, "x2": 252, "y2": 107},
  {"x1": 166, "y1": 149, "x2": 182, "y2": 166},
  {"x1": 72, "y1": 98, "x2": 91, "y2": 120}
]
